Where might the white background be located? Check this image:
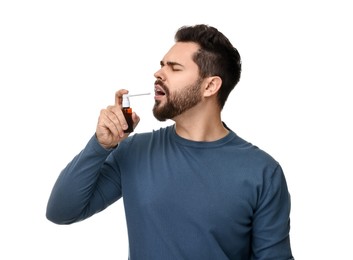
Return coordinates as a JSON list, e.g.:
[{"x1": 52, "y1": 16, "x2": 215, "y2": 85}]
[{"x1": 1, "y1": 1, "x2": 352, "y2": 259}]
